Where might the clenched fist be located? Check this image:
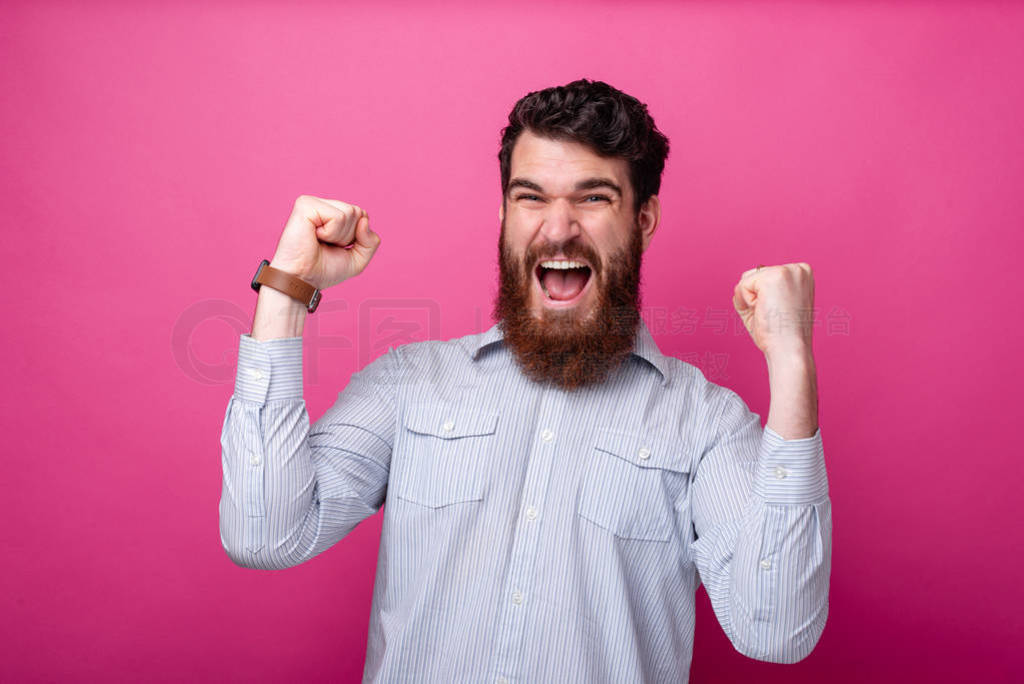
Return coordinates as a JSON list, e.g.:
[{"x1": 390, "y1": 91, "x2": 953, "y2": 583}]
[
  {"x1": 732, "y1": 262, "x2": 815, "y2": 359},
  {"x1": 269, "y1": 195, "x2": 382, "y2": 291}
]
